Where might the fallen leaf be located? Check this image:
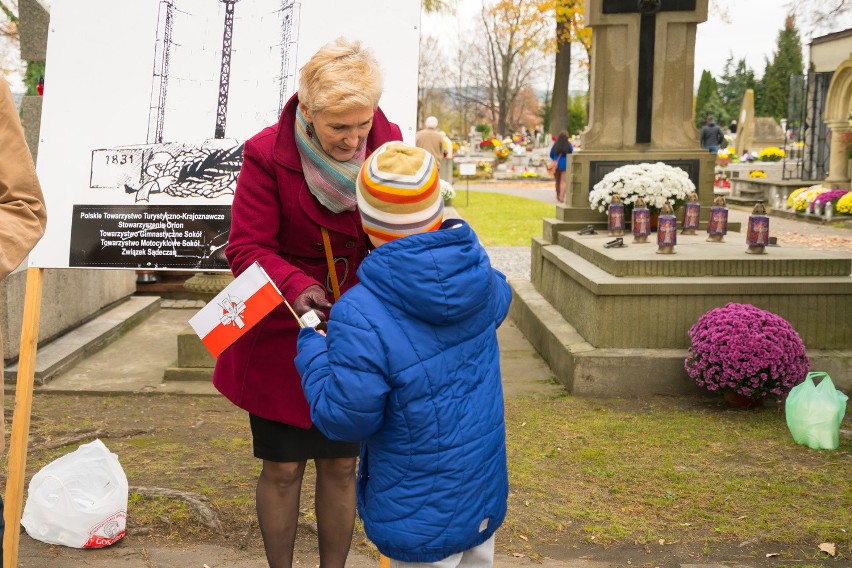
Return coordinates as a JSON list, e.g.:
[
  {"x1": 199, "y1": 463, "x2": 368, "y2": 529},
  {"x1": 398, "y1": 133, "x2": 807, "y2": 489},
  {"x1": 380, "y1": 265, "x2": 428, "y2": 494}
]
[
  {"x1": 658, "y1": 539, "x2": 665, "y2": 545},
  {"x1": 765, "y1": 553, "x2": 779, "y2": 558},
  {"x1": 819, "y1": 542, "x2": 836, "y2": 557},
  {"x1": 512, "y1": 553, "x2": 525, "y2": 558},
  {"x1": 519, "y1": 535, "x2": 528, "y2": 541},
  {"x1": 736, "y1": 515, "x2": 747, "y2": 520}
]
